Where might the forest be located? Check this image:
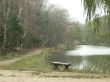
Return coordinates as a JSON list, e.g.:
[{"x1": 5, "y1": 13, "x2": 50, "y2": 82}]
[
  {"x1": 0, "y1": 0, "x2": 110, "y2": 55},
  {"x1": 0, "y1": 0, "x2": 110, "y2": 82},
  {"x1": 0, "y1": 0, "x2": 83, "y2": 55}
]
